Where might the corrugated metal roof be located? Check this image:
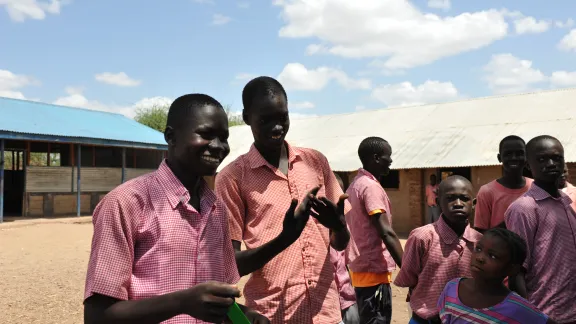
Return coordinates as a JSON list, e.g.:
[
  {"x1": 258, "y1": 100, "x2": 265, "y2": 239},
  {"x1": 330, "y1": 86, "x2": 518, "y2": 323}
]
[
  {"x1": 219, "y1": 88, "x2": 576, "y2": 171},
  {"x1": 0, "y1": 97, "x2": 167, "y2": 149}
]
